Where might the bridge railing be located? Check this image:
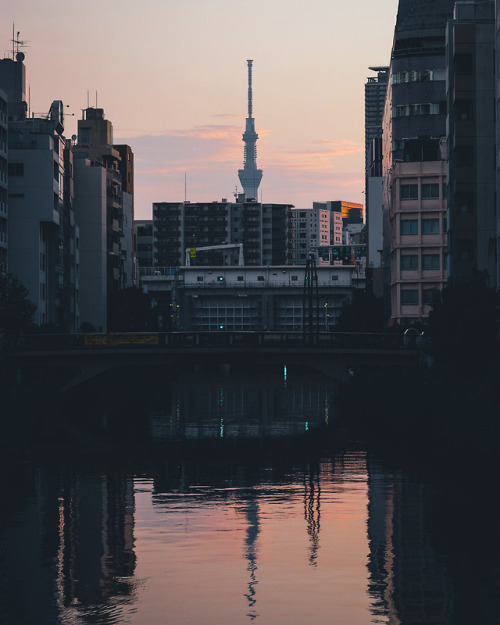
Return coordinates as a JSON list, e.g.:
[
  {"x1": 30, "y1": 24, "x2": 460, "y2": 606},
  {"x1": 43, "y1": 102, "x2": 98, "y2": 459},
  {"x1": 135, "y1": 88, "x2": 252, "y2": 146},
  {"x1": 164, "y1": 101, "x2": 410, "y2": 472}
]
[{"x1": 2, "y1": 331, "x2": 408, "y2": 351}]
